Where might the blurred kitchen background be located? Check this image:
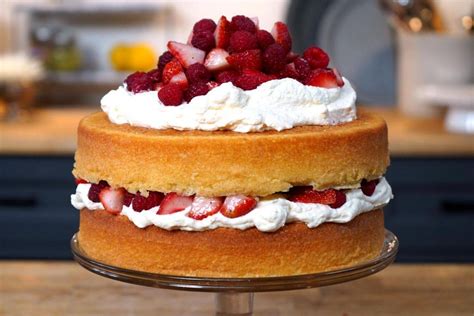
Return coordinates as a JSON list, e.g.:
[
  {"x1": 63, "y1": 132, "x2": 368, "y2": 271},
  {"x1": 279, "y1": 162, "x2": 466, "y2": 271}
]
[{"x1": 0, "y1": 0, "x2": 473, "y2": 262}]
